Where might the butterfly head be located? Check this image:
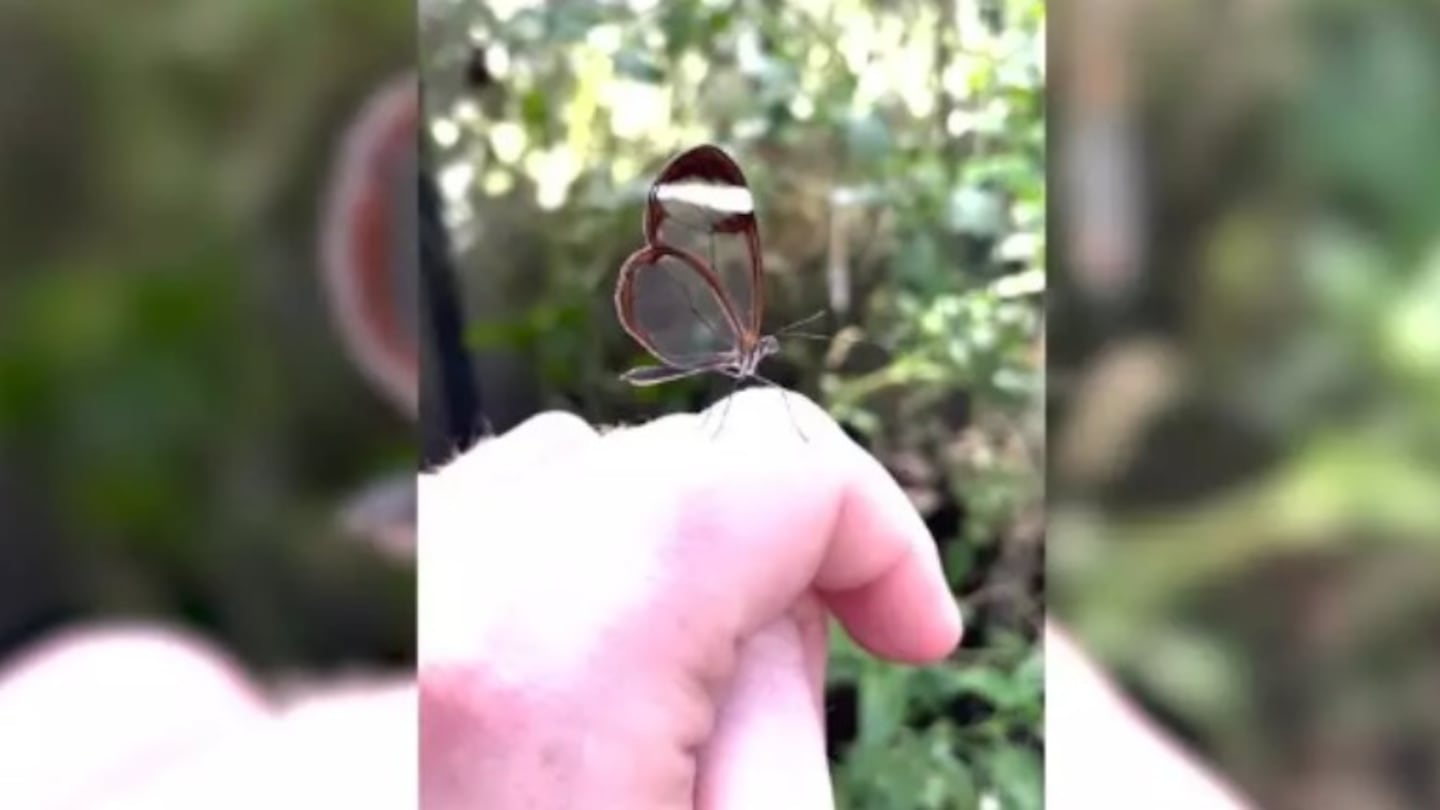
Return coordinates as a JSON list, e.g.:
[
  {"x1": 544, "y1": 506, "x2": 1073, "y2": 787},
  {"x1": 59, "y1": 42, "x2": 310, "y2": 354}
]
[{"x1": 735, "y1": 333, "x2": 781, "y2": 378}]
